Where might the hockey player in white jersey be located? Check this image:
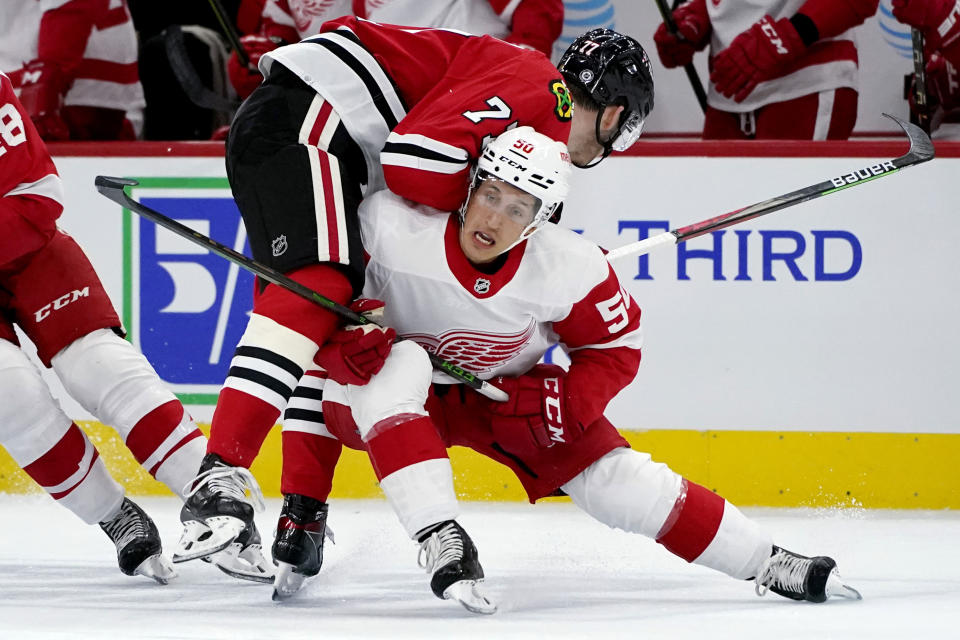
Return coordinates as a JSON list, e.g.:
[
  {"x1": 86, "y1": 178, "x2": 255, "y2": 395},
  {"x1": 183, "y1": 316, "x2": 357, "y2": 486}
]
[{"x1": 274, "y1": 127, "x2": 863, "y2": 611}]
